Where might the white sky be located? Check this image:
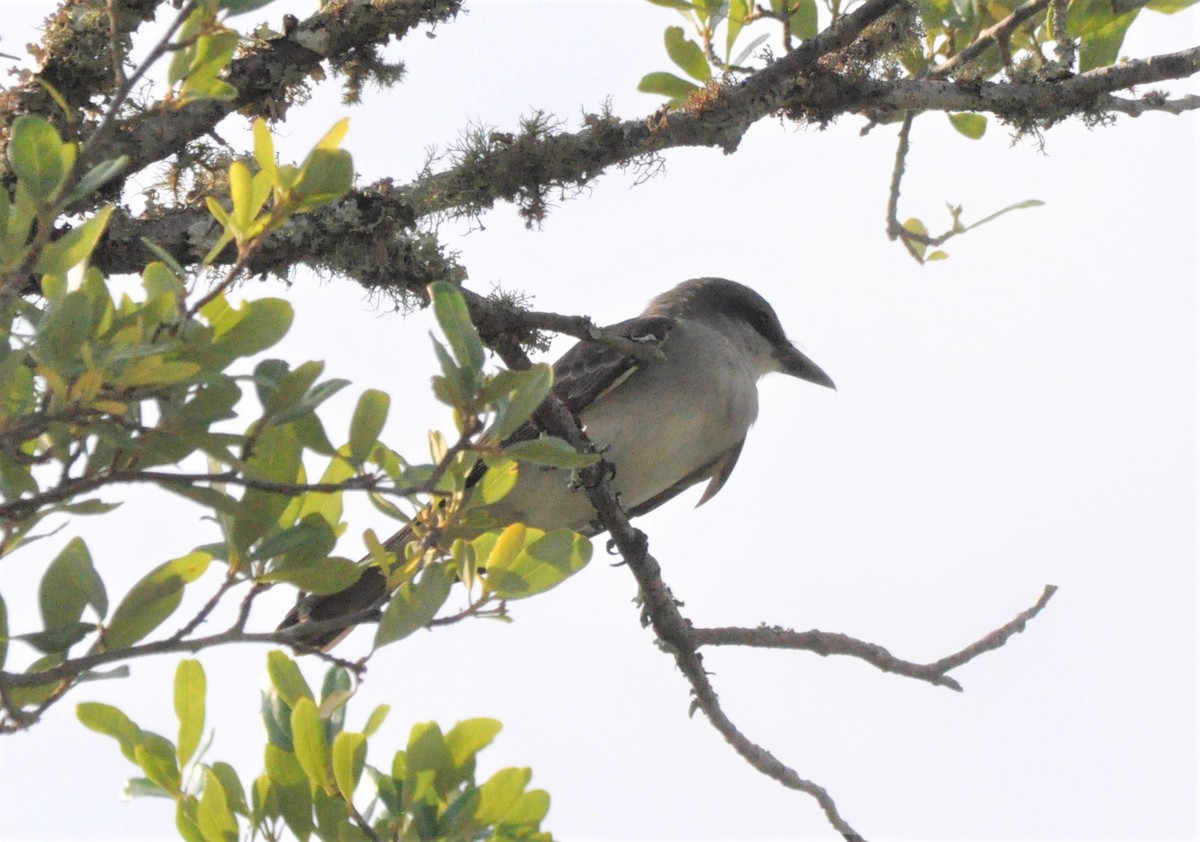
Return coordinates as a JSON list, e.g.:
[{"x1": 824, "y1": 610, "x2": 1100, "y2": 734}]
[{"x1": 0, "y1": 1, "x2": 1196, "y2": 840}]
